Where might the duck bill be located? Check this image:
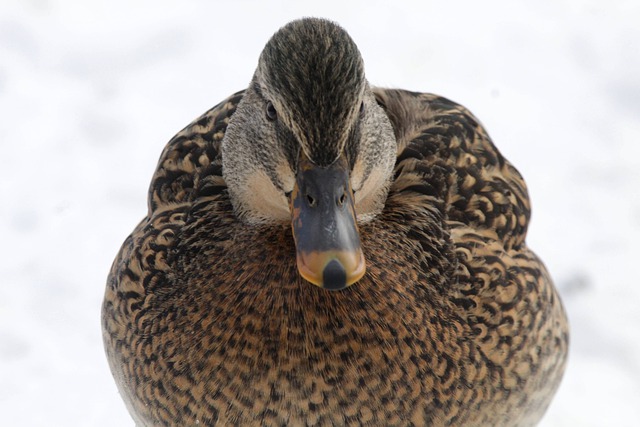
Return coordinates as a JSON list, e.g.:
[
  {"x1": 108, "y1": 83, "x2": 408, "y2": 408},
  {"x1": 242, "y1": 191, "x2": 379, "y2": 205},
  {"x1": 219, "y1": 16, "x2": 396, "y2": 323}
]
[{"x1": 290, "y1": 155, "x2": 366, "y2": 290}]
